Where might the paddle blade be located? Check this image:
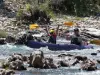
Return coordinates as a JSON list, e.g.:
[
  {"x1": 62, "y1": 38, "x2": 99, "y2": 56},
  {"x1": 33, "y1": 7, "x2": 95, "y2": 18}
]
[
  {"x1": 90, "y1": 40, "x2": 100, "y2": 45},
  {"x1": 64, "y1": 22, "x2": 74, "y2": 26},
  {"x1": 29, "y1": 24, "x2": 39, "y2": 30}
]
